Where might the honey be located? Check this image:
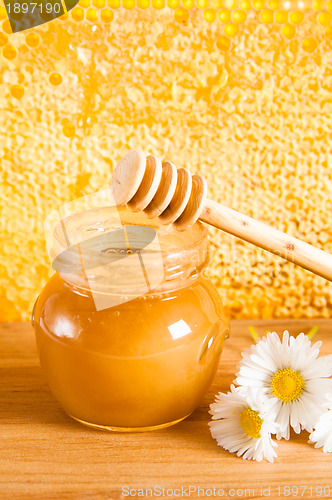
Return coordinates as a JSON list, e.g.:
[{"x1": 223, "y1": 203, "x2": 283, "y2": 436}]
[{"x1": 33, "y1": 207, "x2": 229, "y2": 431}]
